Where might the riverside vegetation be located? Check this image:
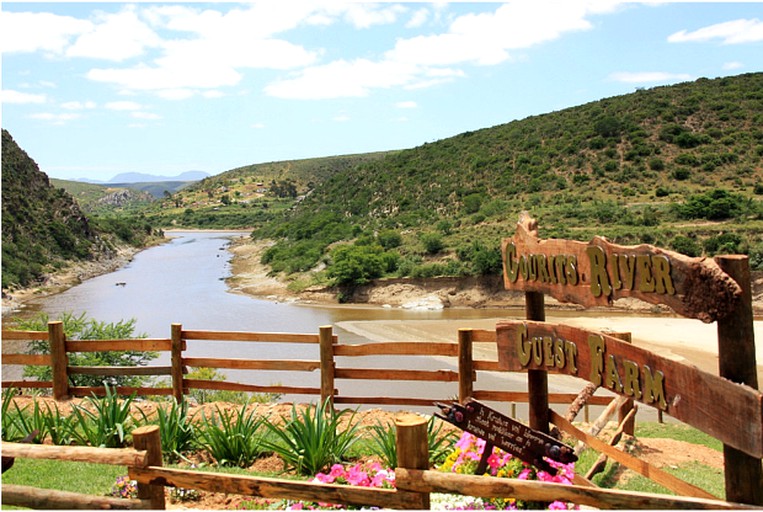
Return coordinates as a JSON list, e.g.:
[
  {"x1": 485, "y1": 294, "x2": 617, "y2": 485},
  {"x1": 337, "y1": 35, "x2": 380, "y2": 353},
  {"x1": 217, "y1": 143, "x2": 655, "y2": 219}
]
[{"x1": 4, "y1": 74, "x2": 763, "y2": 301}]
